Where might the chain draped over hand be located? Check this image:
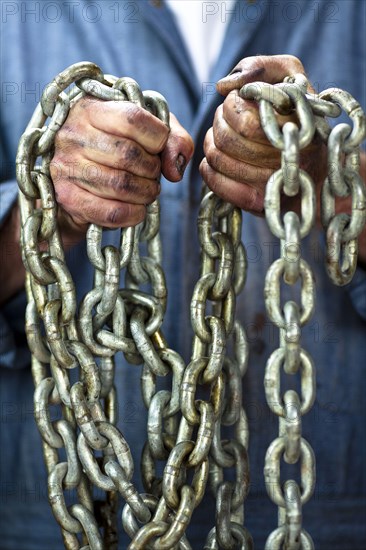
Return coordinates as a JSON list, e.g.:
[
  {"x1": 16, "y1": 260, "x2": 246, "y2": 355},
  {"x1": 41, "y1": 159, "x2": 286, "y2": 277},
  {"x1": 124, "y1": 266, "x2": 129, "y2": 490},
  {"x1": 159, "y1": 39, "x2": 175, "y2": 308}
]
[{"x1": 16, "y1": 62, "x2": 365, "y2": 549}]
